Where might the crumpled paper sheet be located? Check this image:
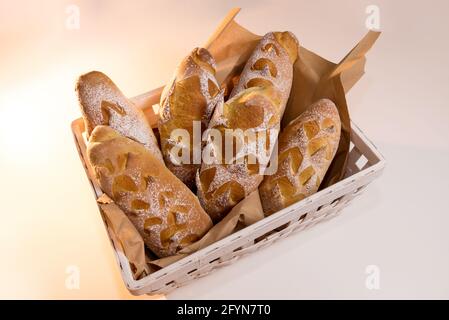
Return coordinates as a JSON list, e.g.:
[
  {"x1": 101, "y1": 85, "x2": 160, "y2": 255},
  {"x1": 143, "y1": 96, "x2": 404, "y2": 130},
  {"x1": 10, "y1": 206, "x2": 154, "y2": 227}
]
[
  {"x1": 97, "y1": 194, "x2": 151, "y2": 279},
  {"x1": 96, "y1": 9, "x2": 380, "y2": 280}
]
